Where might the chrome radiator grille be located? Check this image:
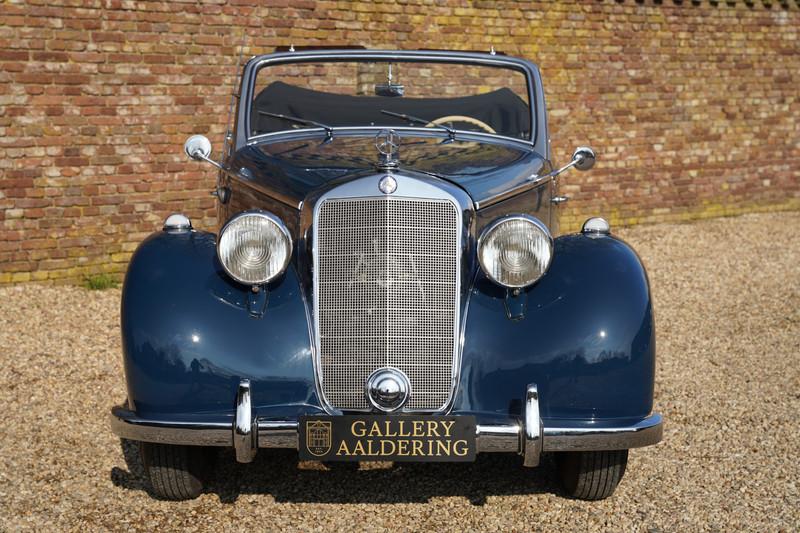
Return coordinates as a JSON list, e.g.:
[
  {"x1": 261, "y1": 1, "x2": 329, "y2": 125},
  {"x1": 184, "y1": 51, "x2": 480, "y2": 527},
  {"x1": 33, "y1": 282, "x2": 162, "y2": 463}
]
[{"x1": 315, "y1": 197, "x2": 460, "y2": 411}]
